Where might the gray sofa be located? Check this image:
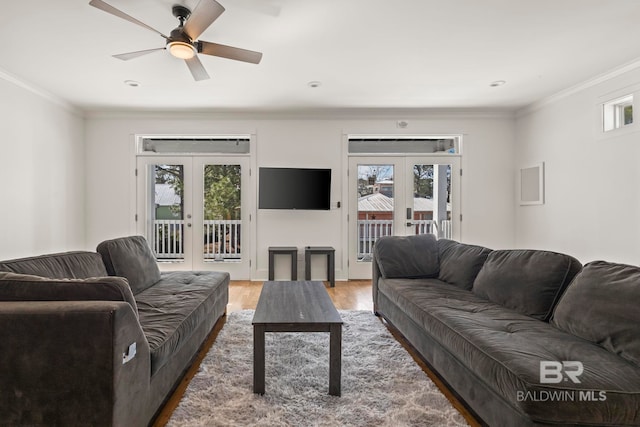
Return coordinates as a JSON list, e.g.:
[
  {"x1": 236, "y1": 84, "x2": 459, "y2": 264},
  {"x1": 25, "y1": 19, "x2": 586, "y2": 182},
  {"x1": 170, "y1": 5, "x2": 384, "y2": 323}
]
[
  {"x1": 0, "y1": 235, "x2": 229, "y2": 427},
  {"x1": 372, "y1": 234, "x2": 640, "y2": 427}
]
